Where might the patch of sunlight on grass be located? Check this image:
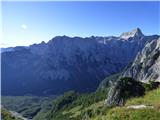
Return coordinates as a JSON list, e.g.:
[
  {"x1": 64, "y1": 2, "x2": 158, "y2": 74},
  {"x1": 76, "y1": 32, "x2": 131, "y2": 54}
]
[
  {"x1": 62, "y1": 105, "x2": 82, "y2": 118},
  {"x1": 106, "y1": 107, "x2": 160, "y2": 120},
  {"x1": 126, "y1": 88, "x2": 160, "y2": 106},
  {"x1": 85, "y1": 101, "x2": 104, "y2": 111}
]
